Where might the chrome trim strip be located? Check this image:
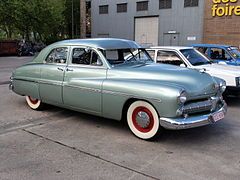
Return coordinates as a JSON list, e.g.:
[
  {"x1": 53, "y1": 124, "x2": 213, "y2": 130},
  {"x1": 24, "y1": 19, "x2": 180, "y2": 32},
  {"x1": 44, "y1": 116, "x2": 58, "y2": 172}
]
[
  {"x1": 102, "y1": 90, "x2": 162, "y2": 103},
  {"x1": 12, "y1": 78, "x2": 37, "y2": 83},
  {"x1": 160, "y1": 101, "x2": 227, "y2": 130},
  {"x1": 38, "y1": 80, "x2": 62, "y2": 86},
  {"x1": 64, "y1": 84, "x2": 101, "y2": 93},
  {"x1": 67, "y1": 64, "x2": 107, "y2": 69},
  {"x1": 13, "y1": 78, "x2": 161, "y2": 102},
  {"x1": 13, "y1": 78, "x2": 62, "y2": 86}
]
